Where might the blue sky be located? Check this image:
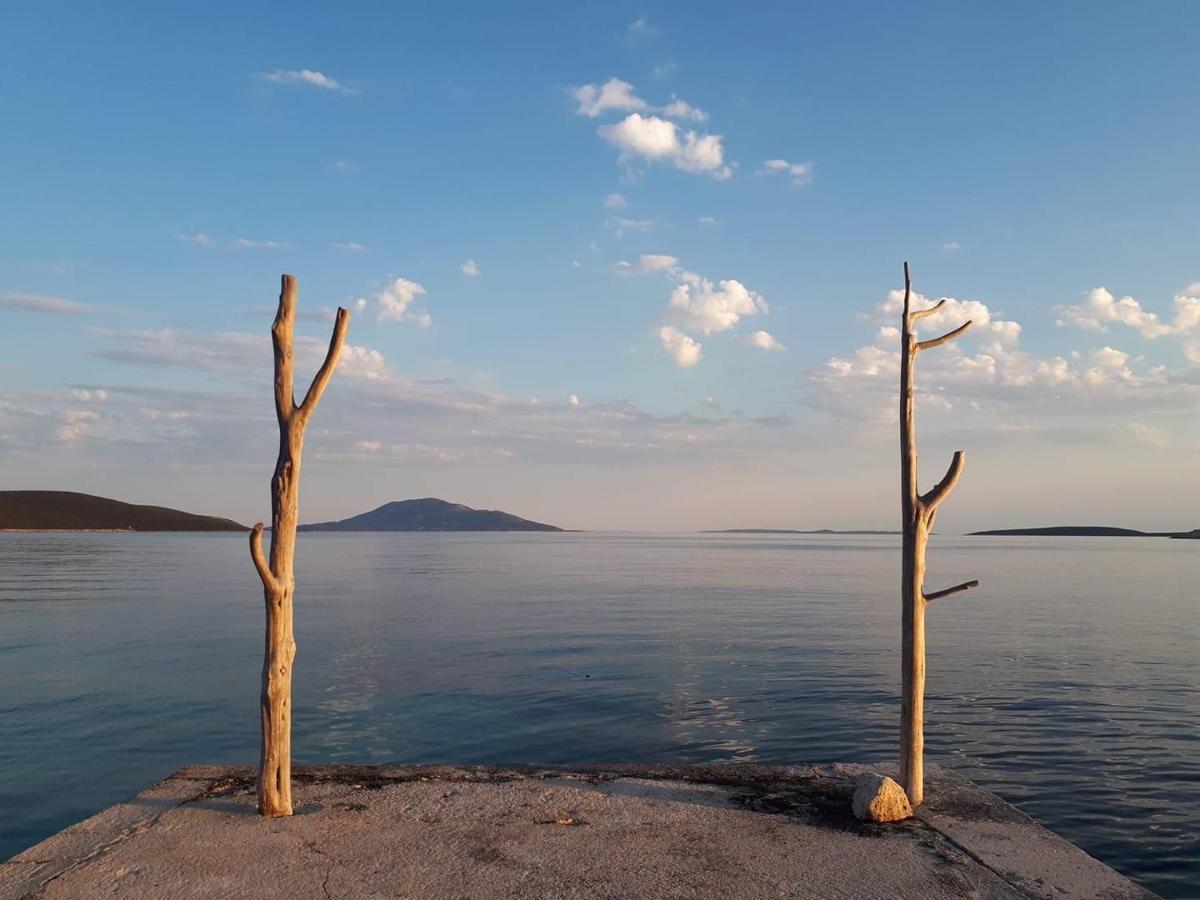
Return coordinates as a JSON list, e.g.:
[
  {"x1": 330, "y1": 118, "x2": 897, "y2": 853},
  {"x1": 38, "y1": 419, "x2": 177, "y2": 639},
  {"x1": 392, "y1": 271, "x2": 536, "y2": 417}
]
[{"x1": 2, "y1": 2, "x2": 1199, "y2": 530}]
